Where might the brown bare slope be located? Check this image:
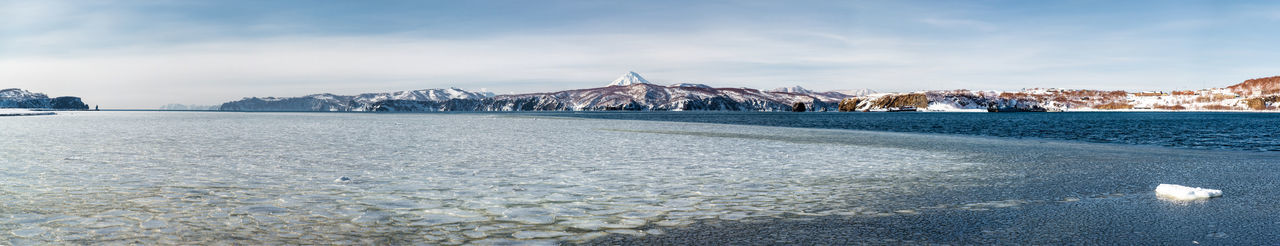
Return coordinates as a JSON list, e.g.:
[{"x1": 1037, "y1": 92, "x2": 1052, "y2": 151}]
[{"x1": 1228, "y1": 76, "x2": 1280, "y2": 96}]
